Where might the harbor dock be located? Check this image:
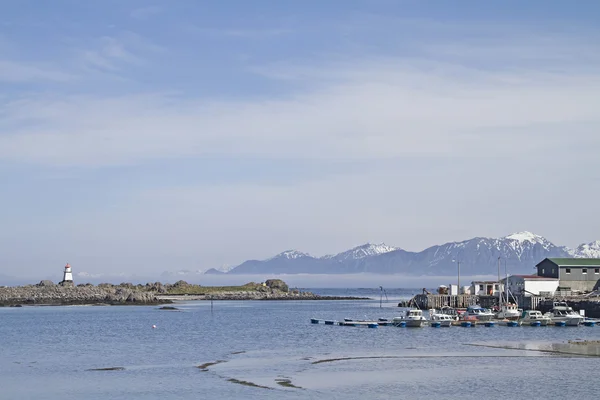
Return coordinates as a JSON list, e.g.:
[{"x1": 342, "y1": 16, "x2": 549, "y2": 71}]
[{"x1": 403, "y1": 293, "x2": 600, "y2": 318}]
